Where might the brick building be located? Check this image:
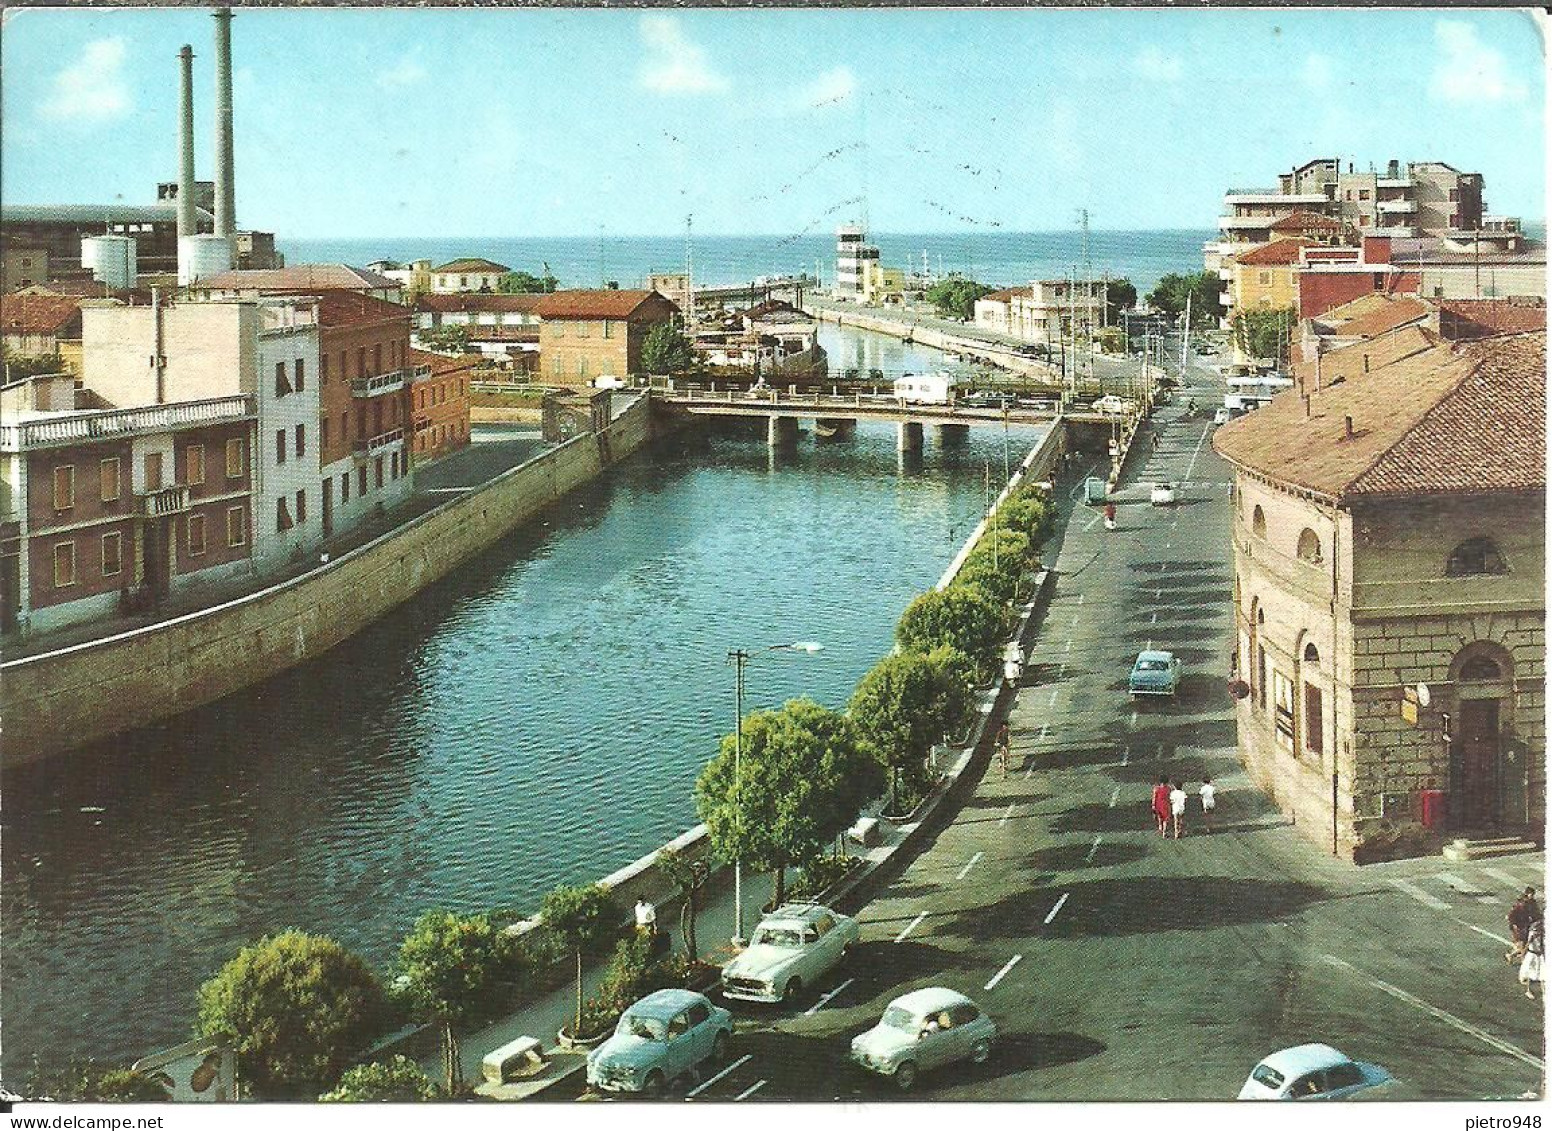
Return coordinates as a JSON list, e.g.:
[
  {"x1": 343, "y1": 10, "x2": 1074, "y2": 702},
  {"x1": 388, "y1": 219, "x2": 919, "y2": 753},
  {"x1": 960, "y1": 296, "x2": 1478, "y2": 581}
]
[
  {"x1": 1213, "y1": 330, "x2": 1545, "y2": 861},
  {"x1": 533, "y1": 289, "x2": 679, "y2": 387},
  {"x1": 408, "y1": 348, "x2": 473, "y2": 463},
  {"x1": 412, "y1": 293, "x2": 542, "y2": 368}
]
